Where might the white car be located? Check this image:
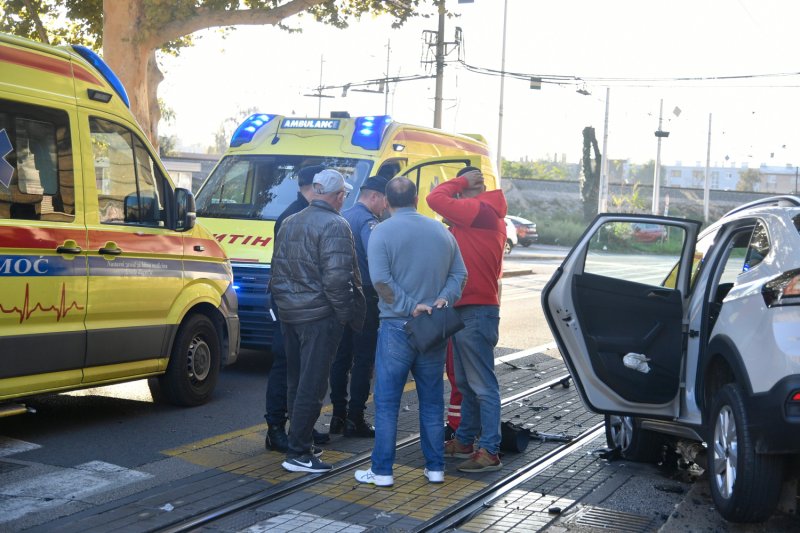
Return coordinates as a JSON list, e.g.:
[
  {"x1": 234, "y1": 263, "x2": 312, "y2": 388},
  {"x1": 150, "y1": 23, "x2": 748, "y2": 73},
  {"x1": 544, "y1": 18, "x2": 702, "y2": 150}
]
[
  {"x1": 542, "y1": 196, "x2": 800, "y2": 523},
  {"x1": 504, "y1": 216, "x2": 518, "y2": 255}
]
